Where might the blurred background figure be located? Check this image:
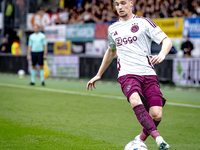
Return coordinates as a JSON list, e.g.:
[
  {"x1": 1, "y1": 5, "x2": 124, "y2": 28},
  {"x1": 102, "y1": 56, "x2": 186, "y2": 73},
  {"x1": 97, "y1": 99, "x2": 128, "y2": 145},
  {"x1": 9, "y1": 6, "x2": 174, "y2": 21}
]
[
  {"x1": 0, "y1": 38, "x2": 9, "y2": 53},
  {"x1": 11, "y1": 37, "x2": 22, "y2": 55},
  {"x1": 4, "y1": 2, "x2": 13, "y2": 29},
  {"x1": 37, "y1": 6, "x2": 45, "y2": 14},
  {"x1": 181, "y1": 35, "x2": 194, "y2": 57},
  {"x1": 27, "y1": 24, "x2": 48, "y2": 86}
]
